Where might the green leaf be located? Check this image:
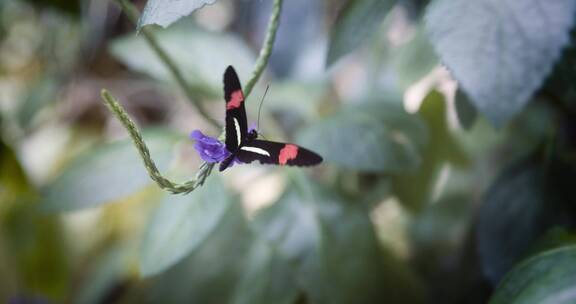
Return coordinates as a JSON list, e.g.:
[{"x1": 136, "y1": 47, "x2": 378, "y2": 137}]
[
  {"x1": 231, "y1": 240, "x2": 299, "y2": 304},
  {"x1": 18, "y1": 77, "x2": 59, "y2": 129},
  {"x1": 140, "y1": 175, "x2": 232, "y2": 277},
  {"x1": 454, "y1": 89, "x2": 478, "y2": 130},
  {"x1": 525, "y1": 228, "x2": 576, "y2": 258},
  {"x1": 425, "y1": 0, "x2": 576, "y2": 126},
  {"x1": 23, "y1": 0, "x2": 81, "y2": 16},
  {"x1": 41, "y1": 129, "x2": 182, "y2": 212},
  {"x1": 254, "y1": 173, "x2": 424, "y2": 304},
  {"x1": 411, "y1": 192, "x2": 473, "y2": 256},
  {"x1": 297, "y1": 101, "x2": 427, "y2": 173},
  {"x1": 0, "y1": 138, "x2": 33, "y2": 202},
  {"x1": 148, "y1": 201, "x2": 298, "y2": 304},
  {"x1": 543, "y1": 30, "x2": 576, "y2": 111},
  {"x1": 73, "y1": 245, "x2": 133, "y2": 304},
  {"x1": 490, "y1": 245, "x2": 576, "y2": 304},
  {"x1": 138, "y1": 0, "x2": 216, "y2": 30},
  {"x1": 110, "y1": 21, "x2": 254, "y2": 97},
  {"x1": 327, "y1": 0, "x2": 396, "y2": 66},
  {"x1": 392, "y1": 91, "x2": 468, "y2": 212},
  {"x1": 2, "y1": 201, "x2": 69, "y2": 300},
  {"x1": 392, "y1": 27, "x2": 438, "y2": 88},
  {"x1": 477, "y1": 155, "x2": 576, "y2": 284}
]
